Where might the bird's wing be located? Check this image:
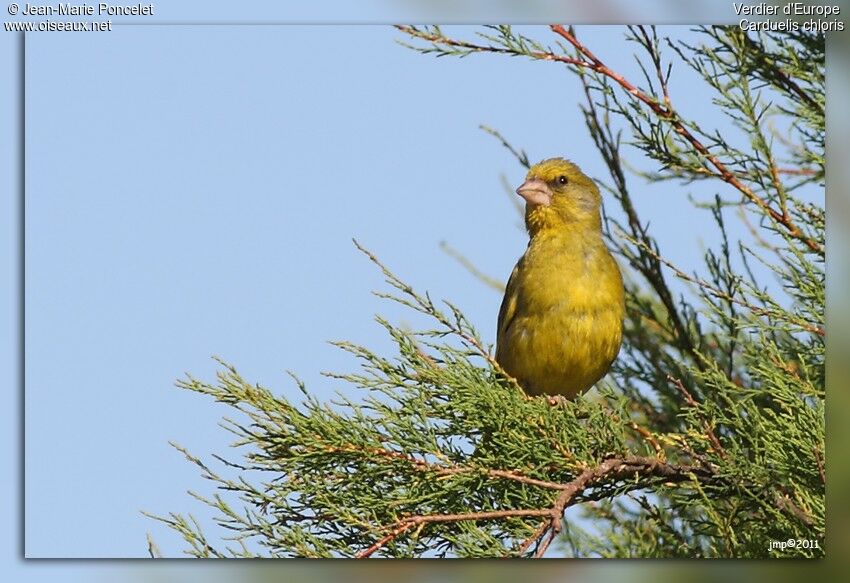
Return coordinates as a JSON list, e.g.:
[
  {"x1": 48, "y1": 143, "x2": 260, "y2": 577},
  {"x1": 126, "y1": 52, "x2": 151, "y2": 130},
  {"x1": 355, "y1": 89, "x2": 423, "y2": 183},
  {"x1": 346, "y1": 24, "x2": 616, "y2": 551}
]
[{"x1": 497, "y1": 262, "x2": 522, "y2": 343}]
